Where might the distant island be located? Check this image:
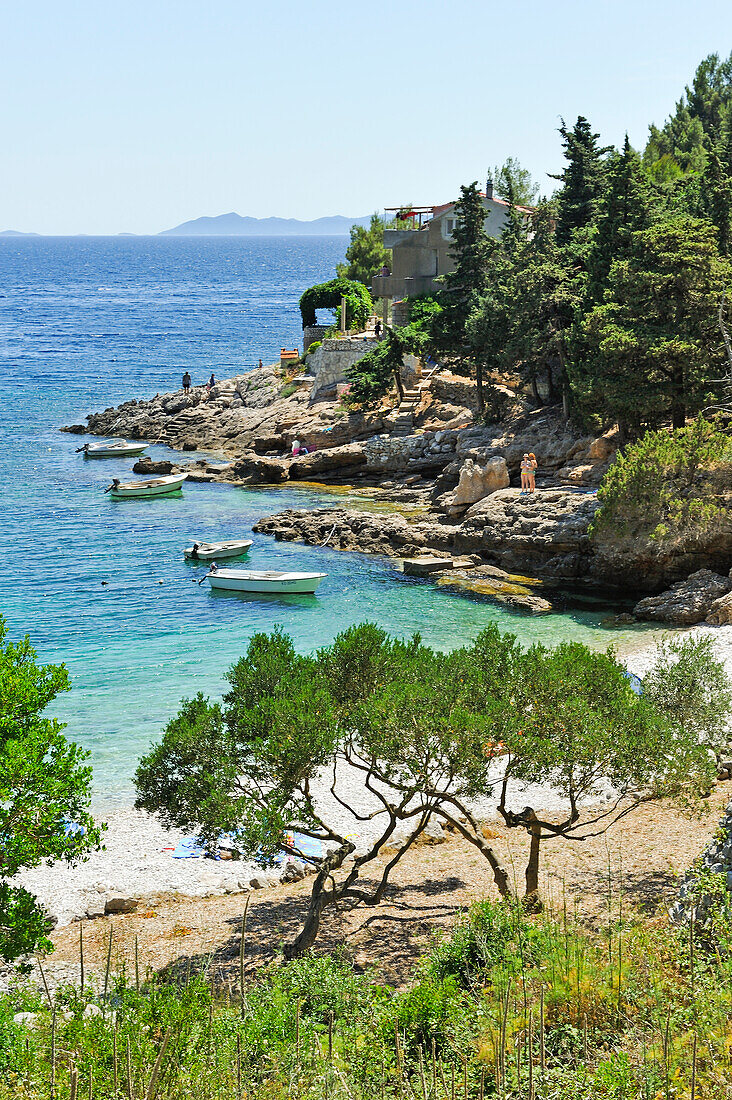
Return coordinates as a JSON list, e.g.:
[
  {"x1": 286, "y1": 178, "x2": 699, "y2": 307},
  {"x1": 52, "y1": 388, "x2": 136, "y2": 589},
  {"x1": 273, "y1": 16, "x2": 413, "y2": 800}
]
[
  {"x1": 158, "y1": 212, "x2": 372, "y2": 236},
  {"x1": 0, "y1": 214, "x2": 373, "y2": 238}
]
